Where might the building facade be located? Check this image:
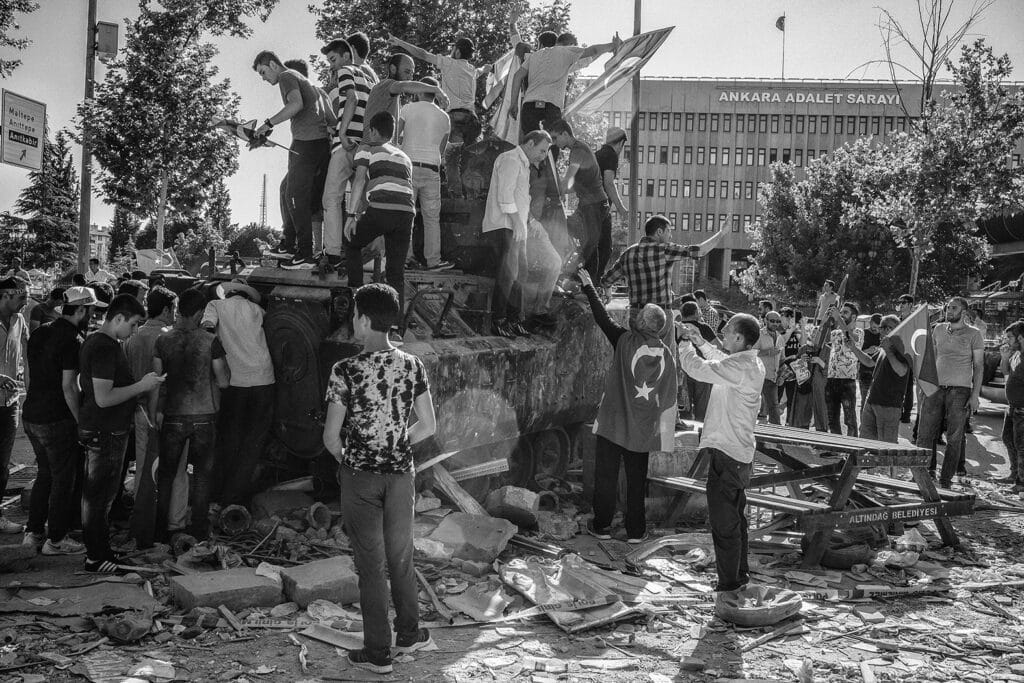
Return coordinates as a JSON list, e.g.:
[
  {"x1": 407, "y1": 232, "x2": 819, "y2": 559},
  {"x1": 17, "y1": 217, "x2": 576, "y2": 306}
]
[
  {"x1": 89, "y1": 223, "x2": 110, "y2": 263},
  {"x1": 599, "y1": 78, "x2": 1023, "y2": 285}
]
